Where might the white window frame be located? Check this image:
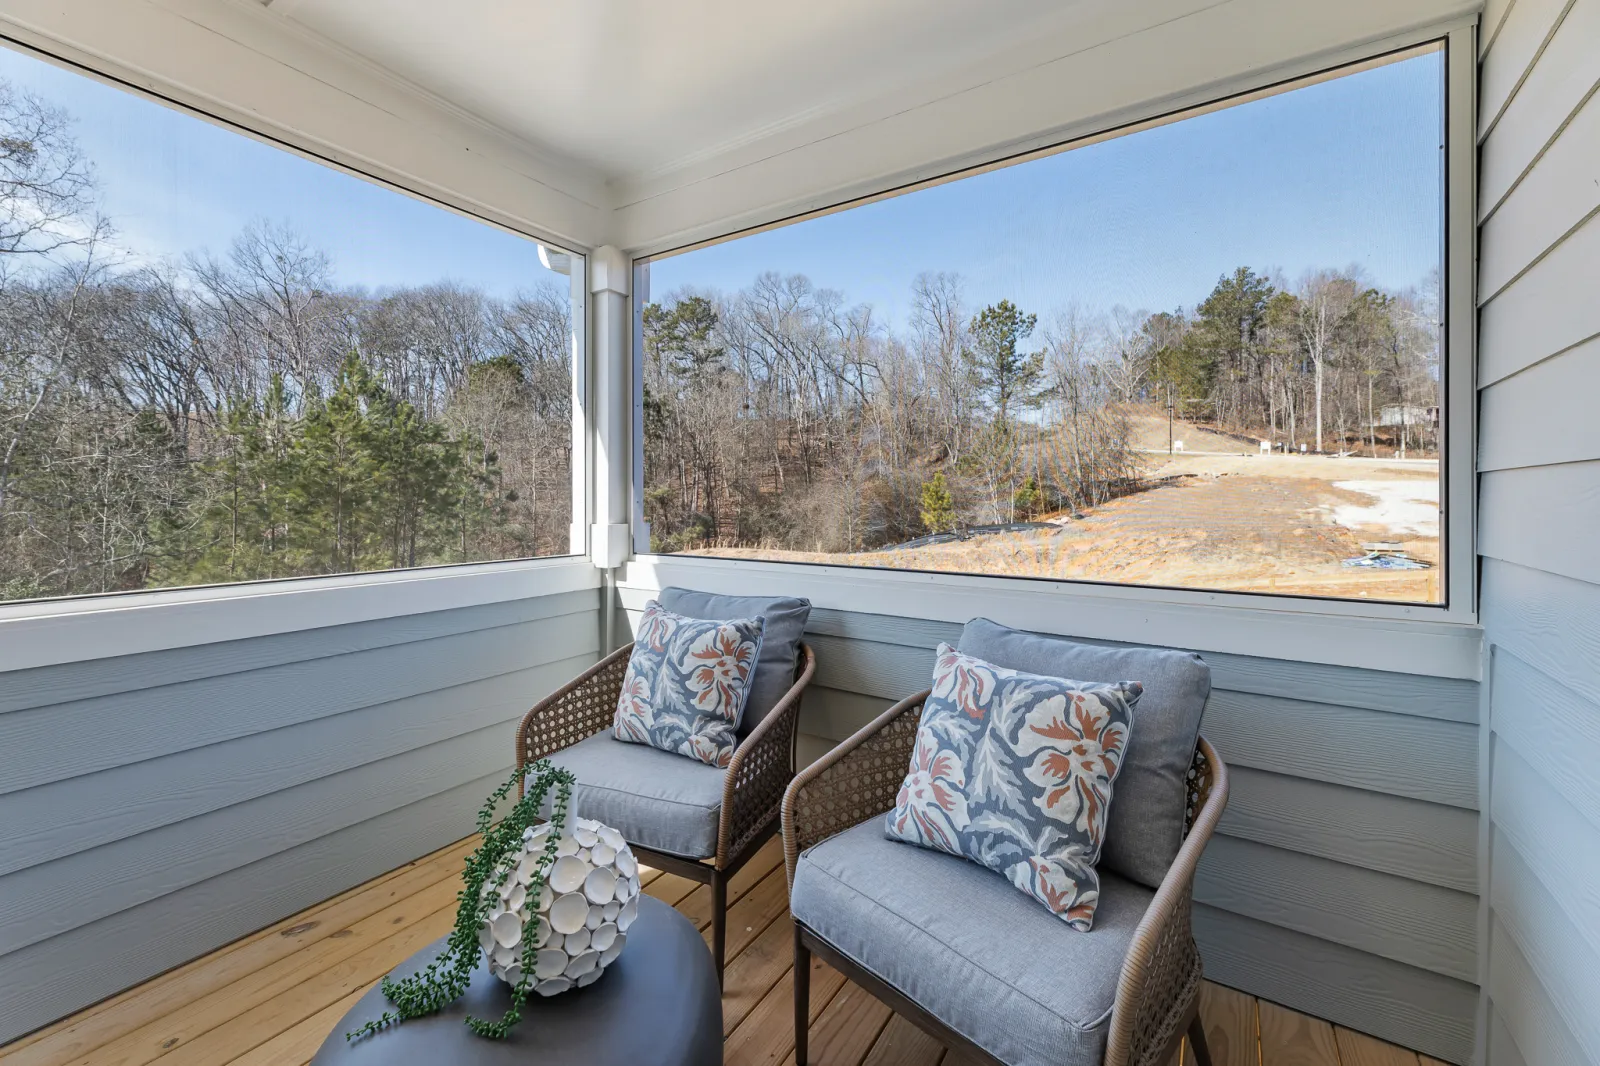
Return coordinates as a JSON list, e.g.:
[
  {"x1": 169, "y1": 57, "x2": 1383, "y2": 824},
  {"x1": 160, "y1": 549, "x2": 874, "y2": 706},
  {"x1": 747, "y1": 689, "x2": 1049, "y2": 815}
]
[
  {"x1": 626, "y1": 17, "x2": 1479, "y2": 632},
  {"x1": 0, "y1": 30, "x2": 600, "y2": 656}
]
